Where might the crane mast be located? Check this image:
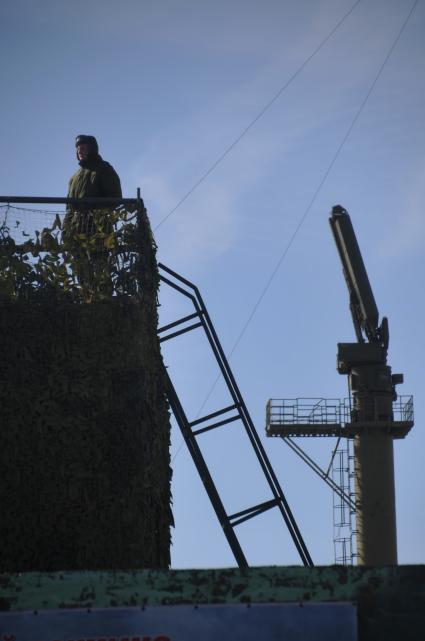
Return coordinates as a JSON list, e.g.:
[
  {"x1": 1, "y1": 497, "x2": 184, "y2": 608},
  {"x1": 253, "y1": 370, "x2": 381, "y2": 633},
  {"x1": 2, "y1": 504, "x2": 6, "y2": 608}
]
[
  {"x1": 266, "y1": 205, "x2": 413, "y2": 567},
  {"x1": 330, "y1": 205, "x2": 404, "y2": 565}
]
